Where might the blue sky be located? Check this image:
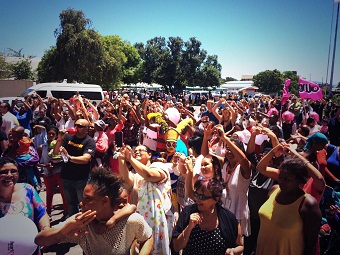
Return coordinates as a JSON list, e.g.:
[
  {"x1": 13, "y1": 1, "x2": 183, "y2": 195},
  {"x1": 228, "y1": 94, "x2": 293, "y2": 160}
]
[{"x1": 1, "y1": 0, "x2": 339, "y2": 85}]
